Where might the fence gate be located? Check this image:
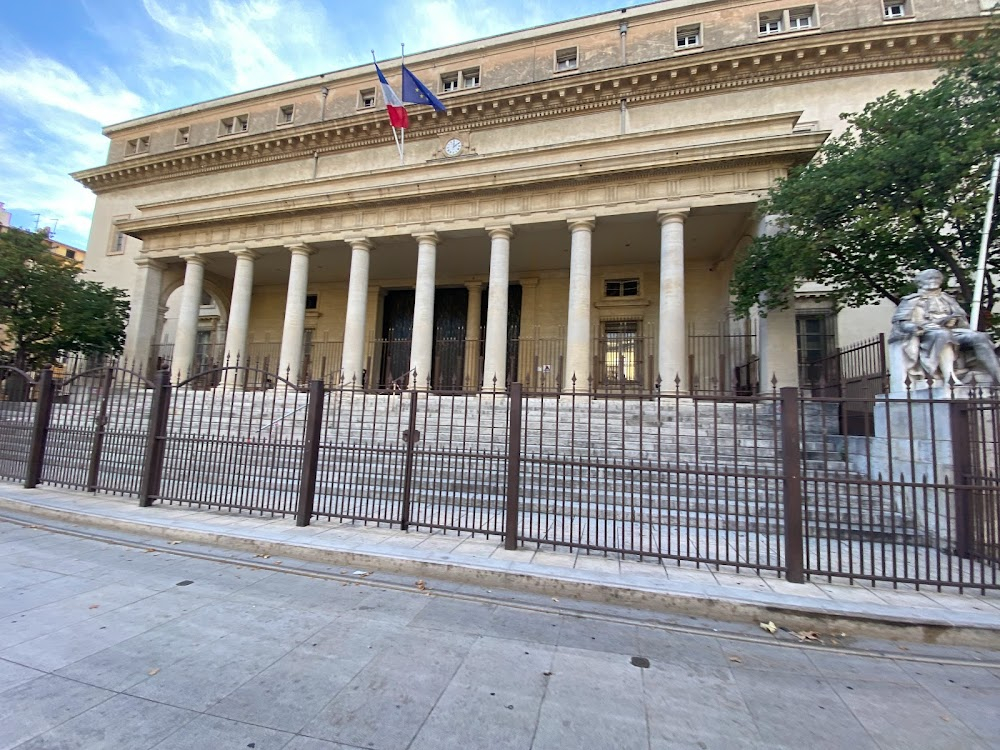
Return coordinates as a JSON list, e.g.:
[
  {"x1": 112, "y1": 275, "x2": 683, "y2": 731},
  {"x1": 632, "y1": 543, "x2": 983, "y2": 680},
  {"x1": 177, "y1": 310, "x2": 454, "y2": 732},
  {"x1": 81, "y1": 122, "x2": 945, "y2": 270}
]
[
  {"x1": 0, "y1": 367, "x2": 40, "y2": 483},
  {"x1": 311, "y1": 386, "x2": 510, "y2": 537},
  {"x1": 40, "y1": 365, "x2": 155, "y2": 497},
  {"x1": 148, "y1": 368, "x2": 312, "y2": 517}
]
